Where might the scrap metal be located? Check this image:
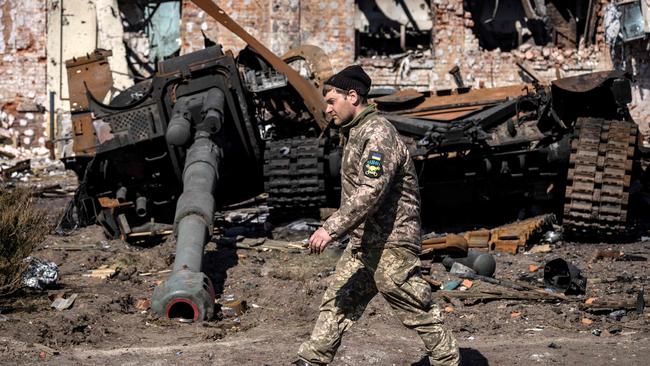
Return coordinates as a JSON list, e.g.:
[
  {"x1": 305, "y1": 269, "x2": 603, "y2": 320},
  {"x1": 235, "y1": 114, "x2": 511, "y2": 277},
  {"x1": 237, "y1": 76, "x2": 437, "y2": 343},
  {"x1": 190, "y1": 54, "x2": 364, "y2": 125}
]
[
  {"x1": 423, "y1": 214, "x2": 556, "y2": 255},
  {"x1": 65, "y1": 49, "x2": 114, "y2": 155},
  {"x1": 488, "y1": 214, "x2": 556, "y2": 254},
  {"x1": 191, "y1": 0, "x2": 329, "y2": 131}
]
